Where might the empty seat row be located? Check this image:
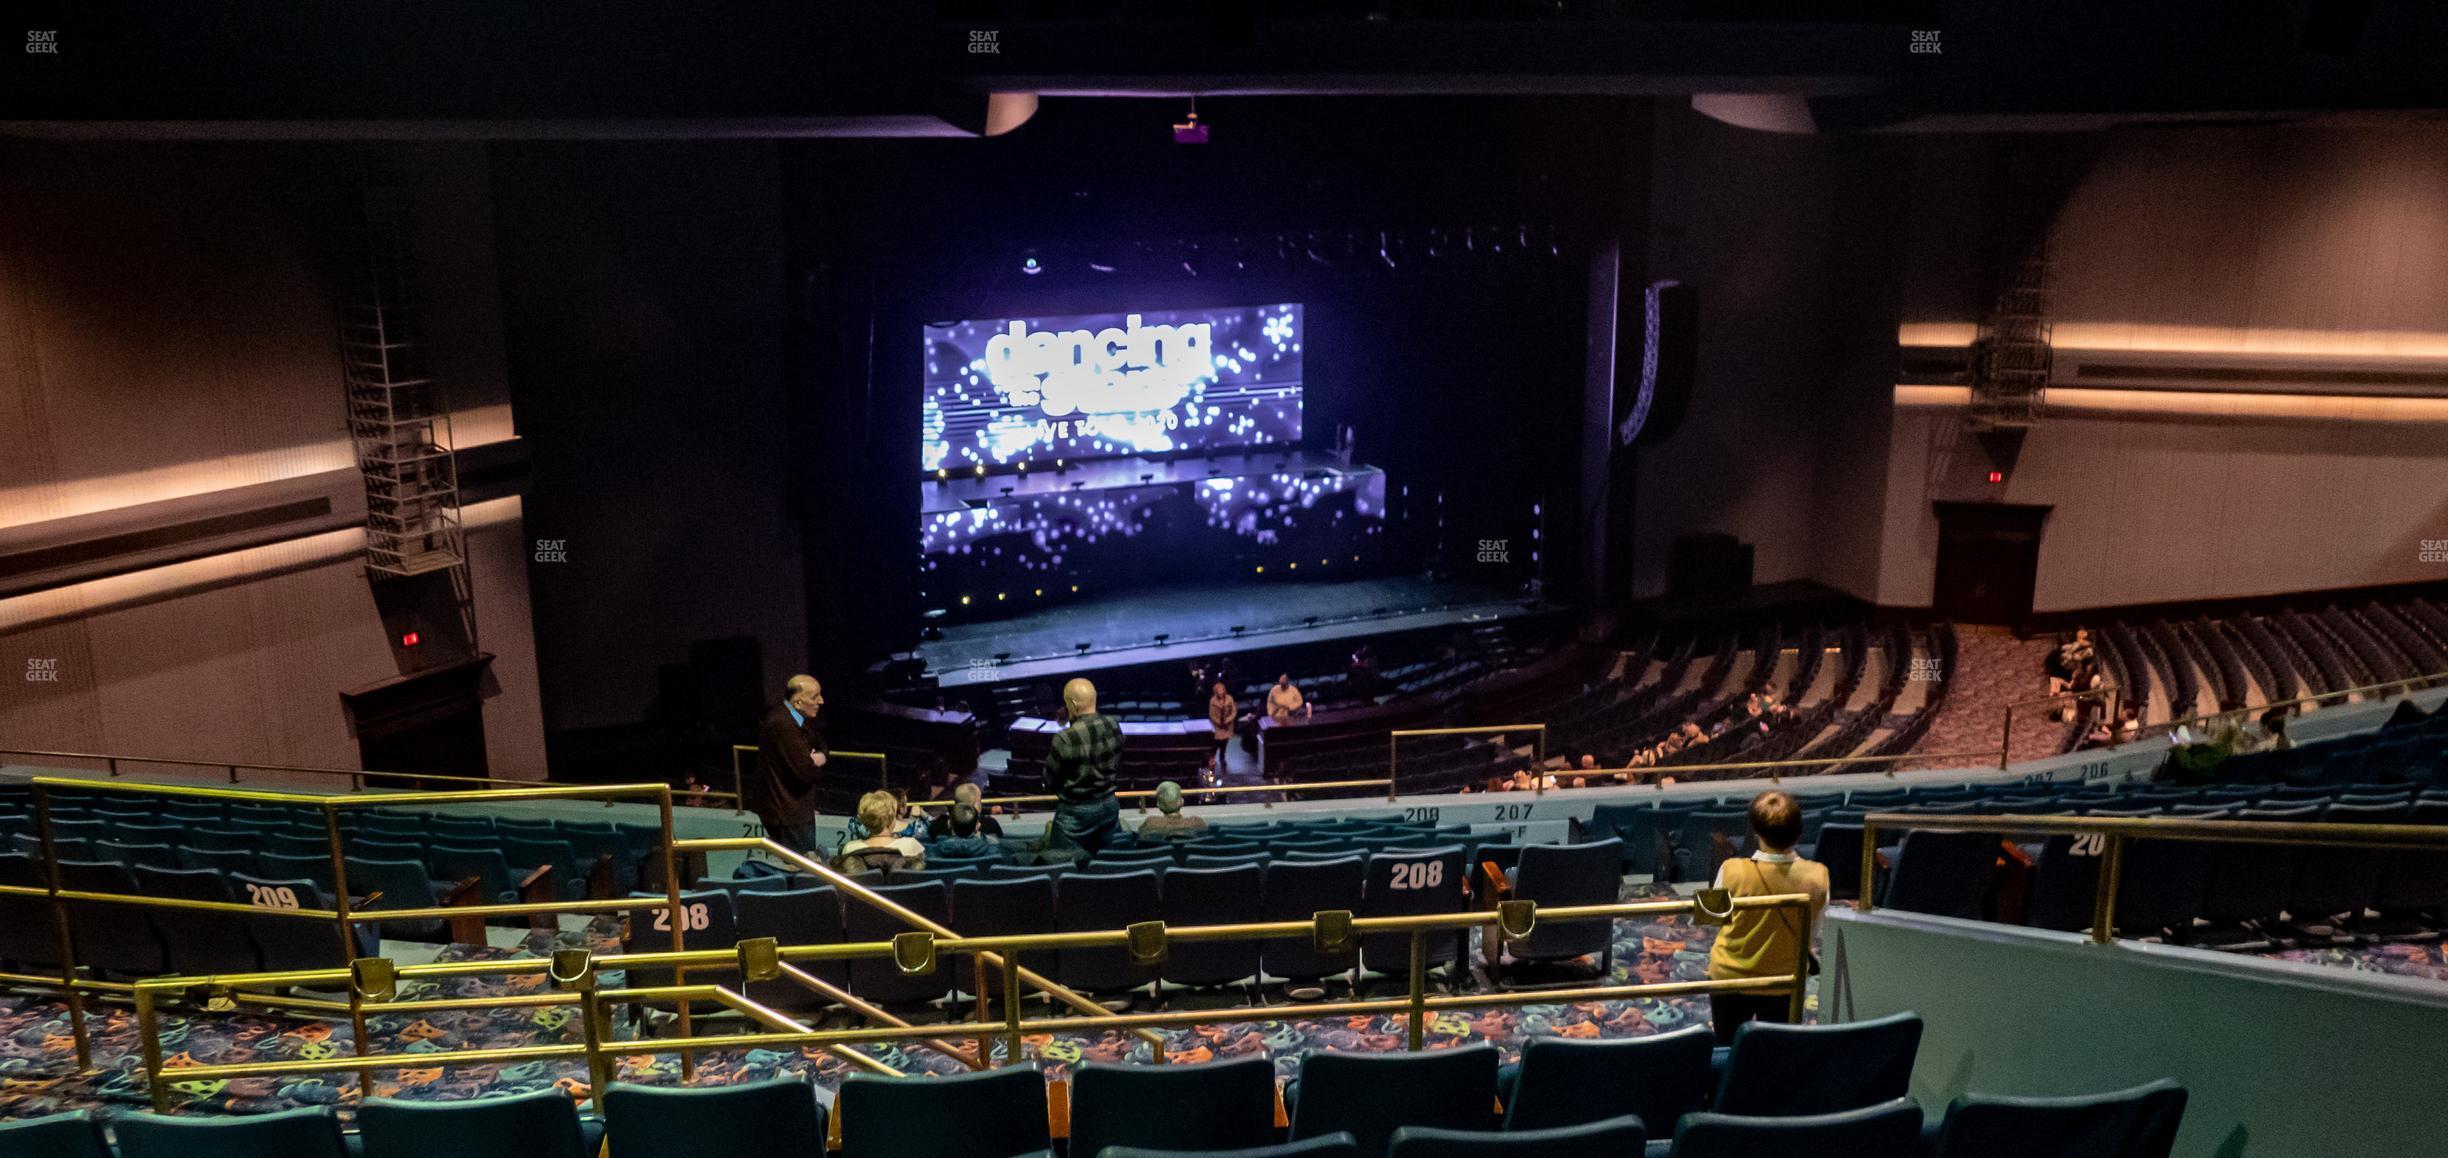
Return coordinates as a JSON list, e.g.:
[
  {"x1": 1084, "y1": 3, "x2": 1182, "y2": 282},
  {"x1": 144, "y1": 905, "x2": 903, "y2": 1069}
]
[
  {"x1": 640, "y1": 840, "x2": 1625, "y2": 1007},
  {"x1": 0, "y1": 1012, "x2": 2179, "y2": 1158}
]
